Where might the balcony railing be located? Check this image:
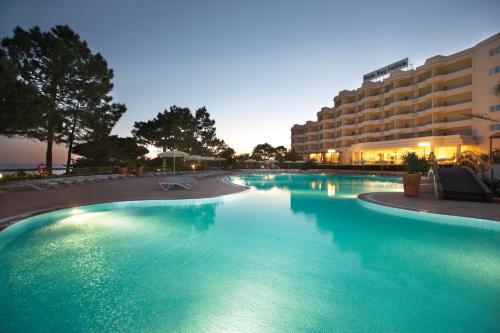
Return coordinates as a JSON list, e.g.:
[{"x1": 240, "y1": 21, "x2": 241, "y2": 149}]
[{"x1": 435, "y1": 65, "x2": 472, "y2": 76}]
